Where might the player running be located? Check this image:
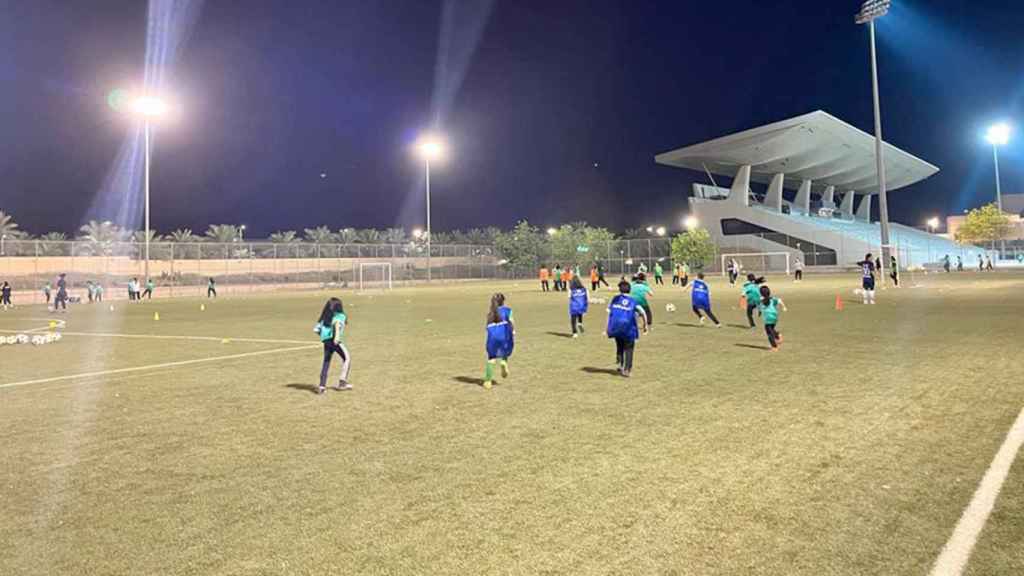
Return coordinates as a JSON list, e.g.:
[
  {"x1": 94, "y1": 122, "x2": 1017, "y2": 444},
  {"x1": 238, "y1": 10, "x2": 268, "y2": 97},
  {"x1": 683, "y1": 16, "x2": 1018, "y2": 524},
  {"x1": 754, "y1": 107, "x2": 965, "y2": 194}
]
[
  {"x1": 855, "y1": 253, "x2": 877, "y2": 305},
  {"x1": 315, "y1": 297, "x2": 352, "y2": 394},
  {"x1": 483, "y1": 293, "x2": 514, "y2": 390},
  {"x1": 758, "y1": 285, "x2": 787, "y2": 351},
  {"x1": 569, "y1": 275, "x2": 589, "y2": 338},
  {"x1": 741, "y1": 273, "x2": 764, "y2": 328},
  {"x1": 606, "y1": 279, "x2": 646, "y2": 378},
  {"x1": 630, "y1": 273, "x2": 654, "y2": 332},
  {"x1": 690, "y1": 272, "x2": 721, "y2": 327}
]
